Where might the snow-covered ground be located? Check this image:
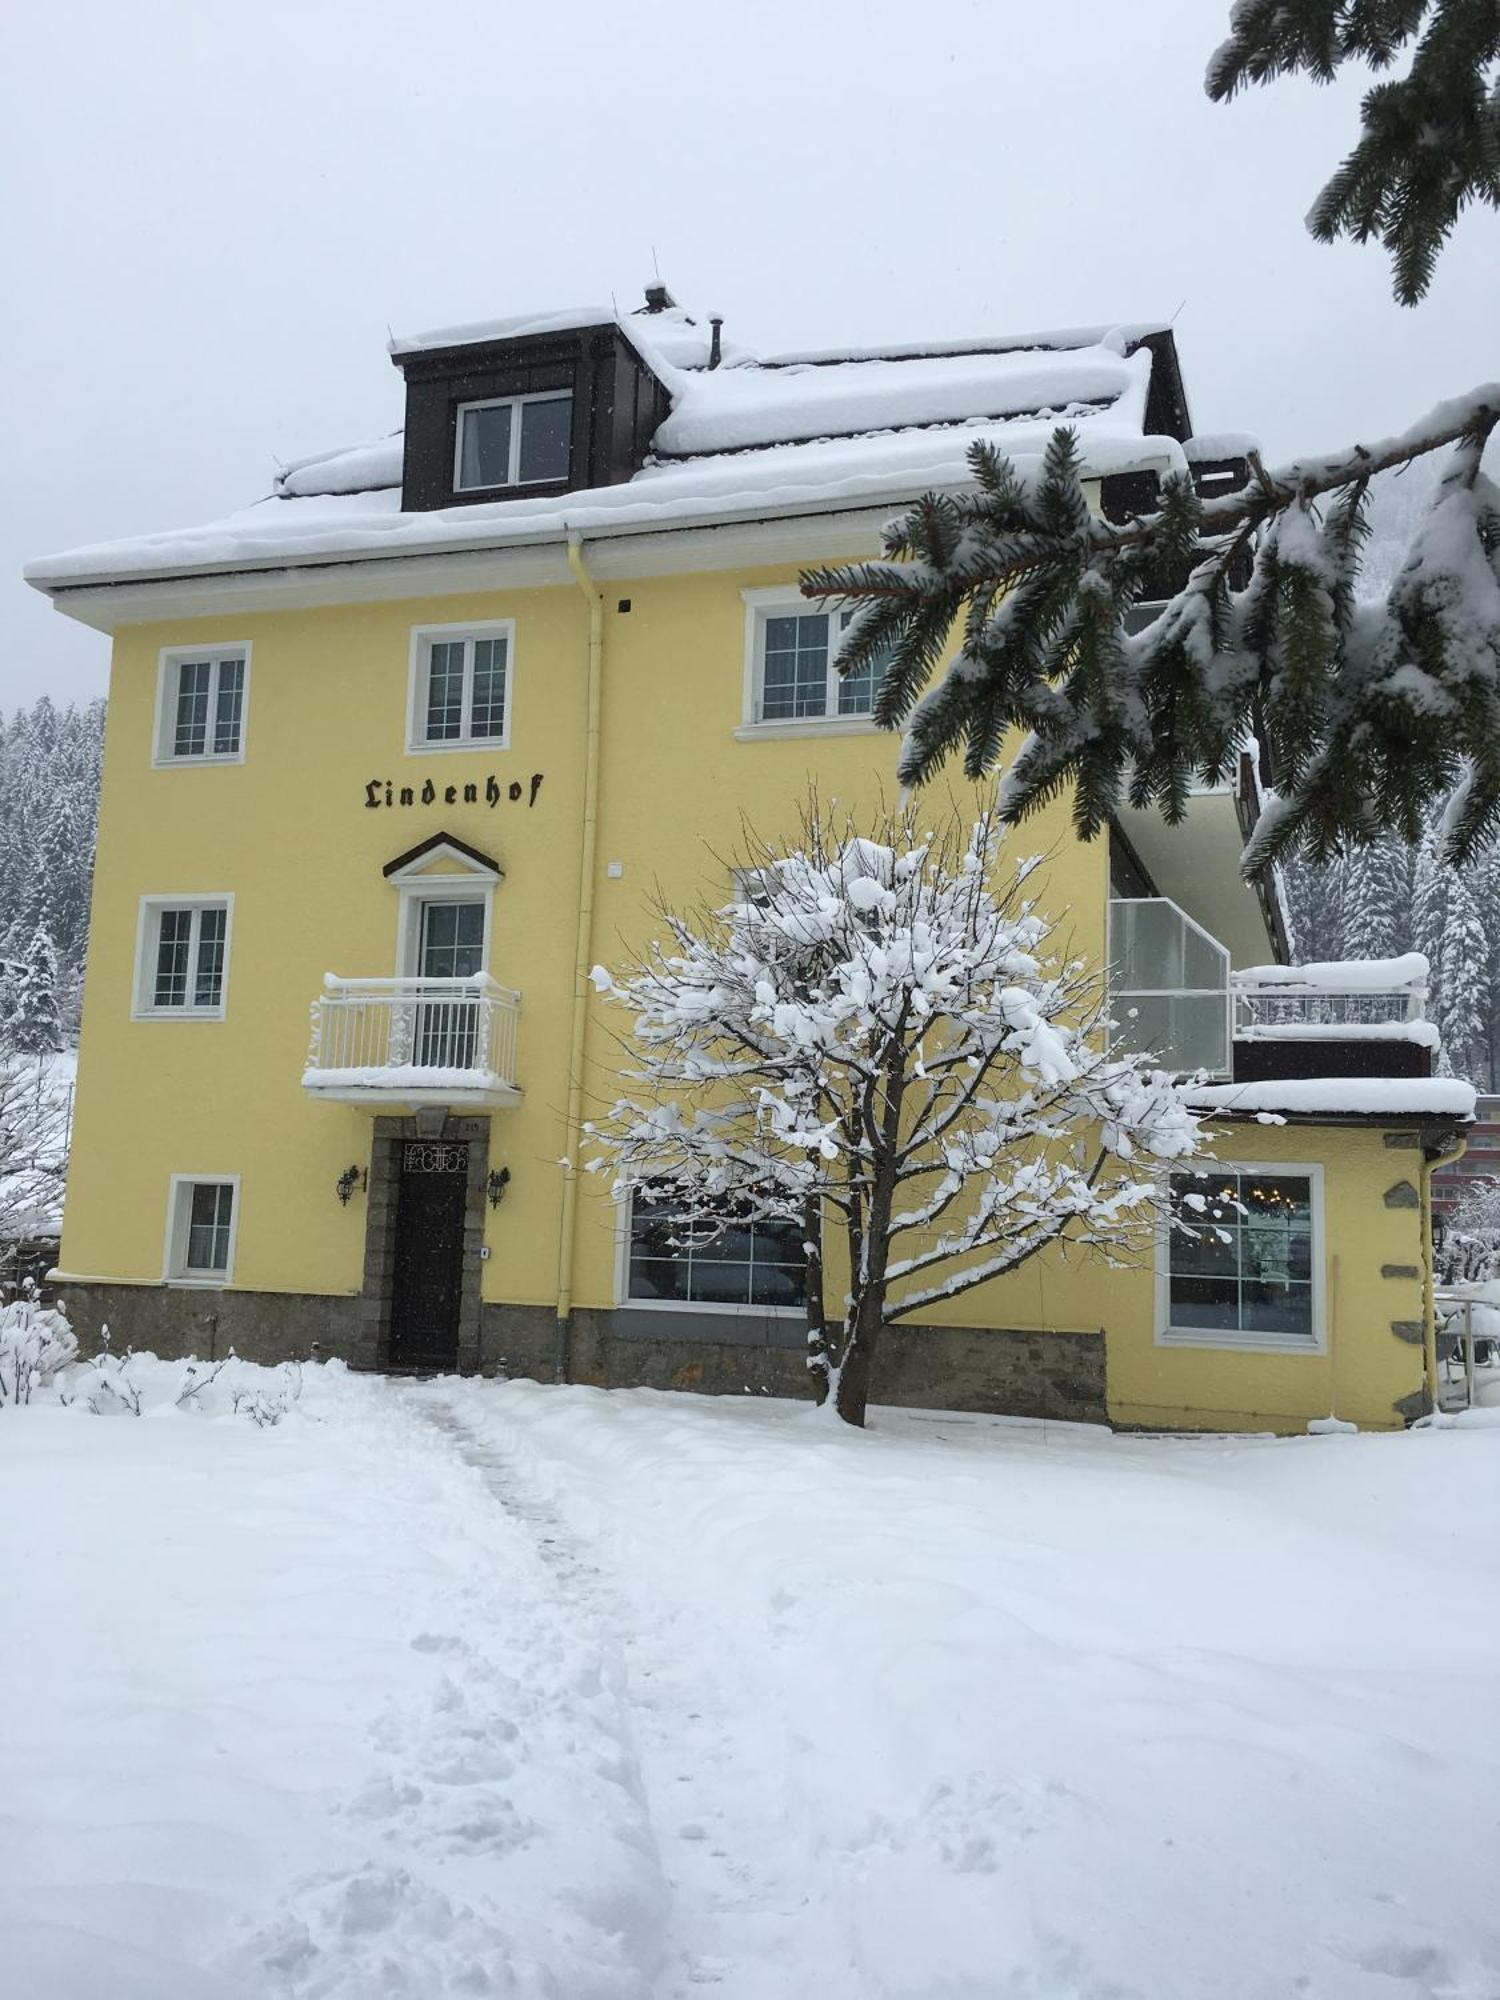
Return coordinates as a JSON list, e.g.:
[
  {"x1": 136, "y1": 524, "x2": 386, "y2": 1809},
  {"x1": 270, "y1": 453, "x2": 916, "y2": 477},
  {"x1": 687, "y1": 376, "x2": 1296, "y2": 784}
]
[{"x1": 3, "y1": 1364, "x2": 1498, "y2": 1999}]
